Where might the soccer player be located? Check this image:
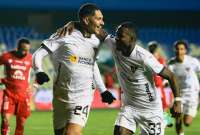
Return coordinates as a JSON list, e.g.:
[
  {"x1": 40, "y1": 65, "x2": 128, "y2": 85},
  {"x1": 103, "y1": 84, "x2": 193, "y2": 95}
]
[
  {"x1": 103, "y1": 22, "x2": 181, "y2": 135},
  {"x1": 0, "y1": 38, "x2": 32, "y2": 135},
  {"x1": 32, "y1": 3, "x2": 115, "y2": 135},
  {"x1": 168, "y1": 40, "x2": 200, "y2": 135},
  {"x1": 54, "y1": 21, "x2": 182, "y2": 135}
]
